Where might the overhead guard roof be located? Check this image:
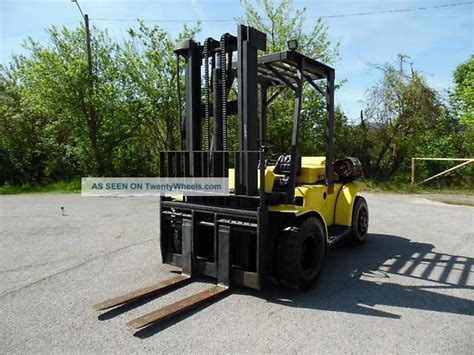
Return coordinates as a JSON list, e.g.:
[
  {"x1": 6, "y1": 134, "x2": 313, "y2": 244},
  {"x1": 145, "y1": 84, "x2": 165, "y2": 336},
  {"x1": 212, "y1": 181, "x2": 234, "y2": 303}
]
[
  {"x1": 231, "y1": 50, "x2": 334, "y2": 87},
  {"x1": 256, "y1": 51, "x2": 333, "y2": 87}
]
